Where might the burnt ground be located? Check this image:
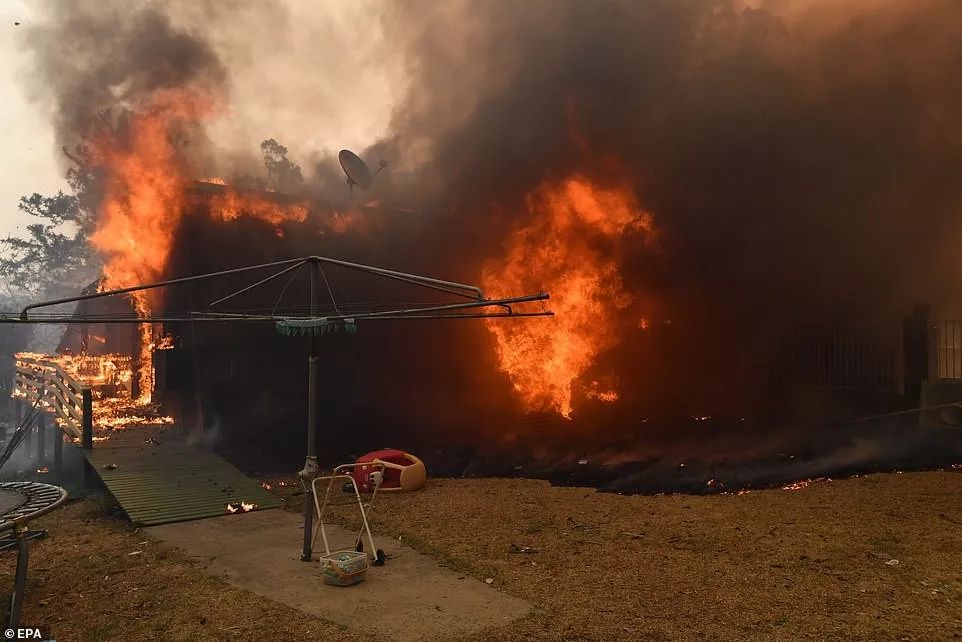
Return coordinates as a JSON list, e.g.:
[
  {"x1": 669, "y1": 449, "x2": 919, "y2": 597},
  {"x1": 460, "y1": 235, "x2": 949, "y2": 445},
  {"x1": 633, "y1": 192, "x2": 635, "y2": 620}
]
[
  {"x1": 417, "y1": 424, "x2": 962, "y2": 495},
  {"x1": 3, "y1": 470, "x2": 959, "y2": 640},
  {"x1": 221, "y1": 415, "x2": 962, "y2": 497}
]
